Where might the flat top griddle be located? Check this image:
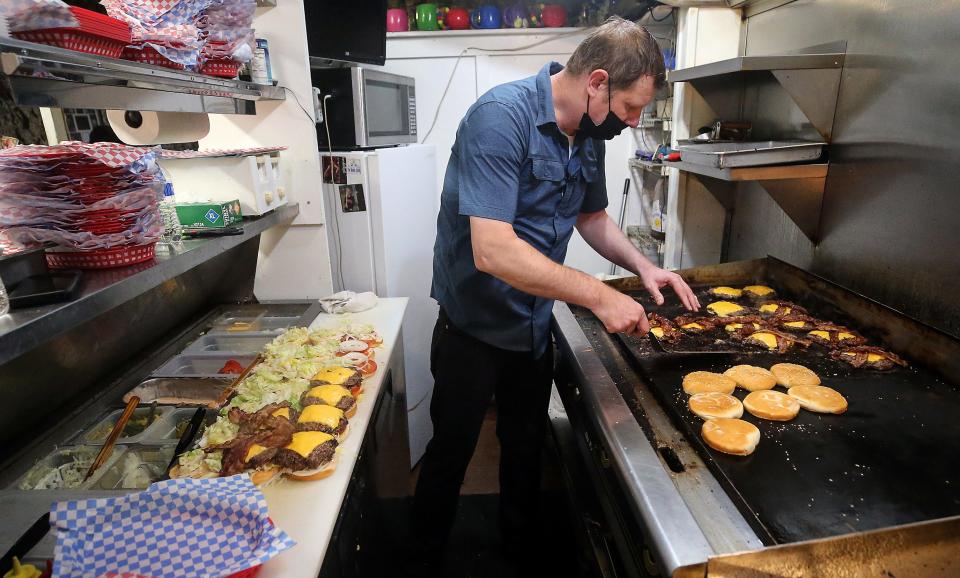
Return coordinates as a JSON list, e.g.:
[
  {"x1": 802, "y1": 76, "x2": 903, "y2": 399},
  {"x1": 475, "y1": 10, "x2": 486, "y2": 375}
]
[{"x1": 575, "y1": 282, "x2": 960, "y2": 546}]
